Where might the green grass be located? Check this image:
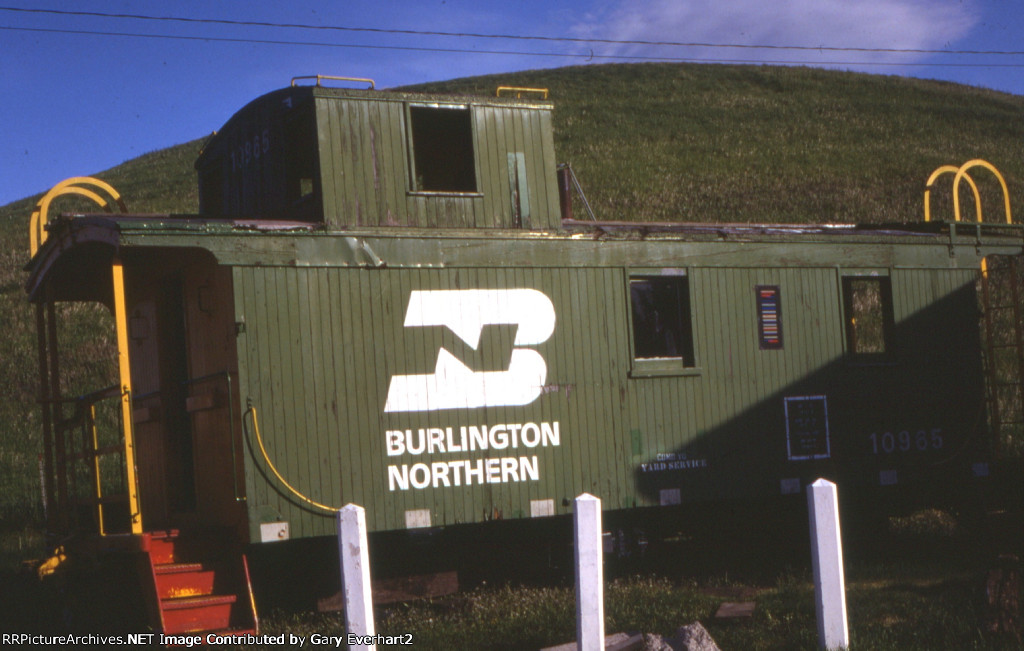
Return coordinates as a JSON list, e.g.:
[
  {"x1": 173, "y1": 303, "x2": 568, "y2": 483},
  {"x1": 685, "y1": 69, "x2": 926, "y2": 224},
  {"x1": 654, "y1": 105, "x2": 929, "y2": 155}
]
[
  {"x1": 2, "y1": 546, "x2": 1018, "y2": 648},
  {"x1": 235, "y1": 565, "x2": 1021, "y2": 650},
  {"x1": 403, "y1": 64, "x2": 1024, "y2": 225},
  {"x1": 228, "y1": 508, "x2": 1021, "y2": 650}
]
